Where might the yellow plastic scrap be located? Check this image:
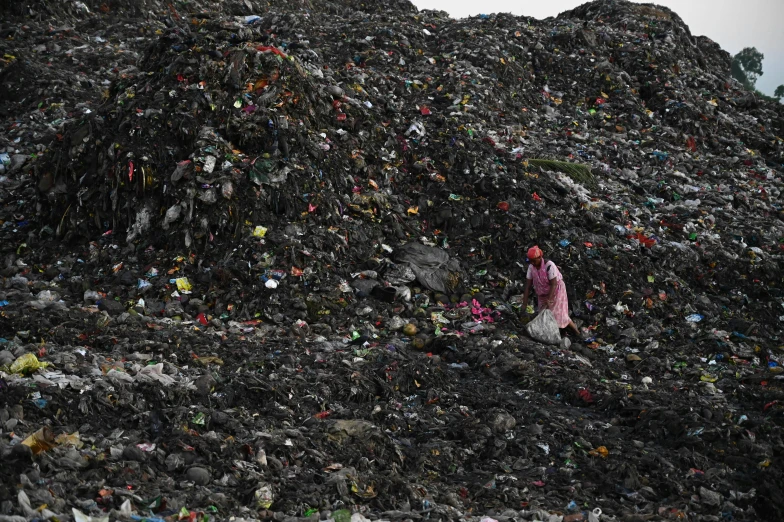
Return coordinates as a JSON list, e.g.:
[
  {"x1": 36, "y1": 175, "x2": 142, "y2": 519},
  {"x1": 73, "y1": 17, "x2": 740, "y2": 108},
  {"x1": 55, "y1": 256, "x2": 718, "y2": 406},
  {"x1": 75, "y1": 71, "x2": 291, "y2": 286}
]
[
  {"x1": 8, "y1": 353, "x2": 50, "y2": 375},
  {"x1": 175, "y1": 277, "x2": 192, "y2": 292},
  {"x1": 21, "y1": 426, "x2": 56, "y2": 454},
  {"x1": 252, "y1": 226, "x2": 268, "y2": 238},
  {"x1": 55, "y1": 431, "x2": 84, "y2": 449},
  {"x1": 195, "y1": 356, "x2": 224, "y2": 366},
  {"x1": 589, "y1": 445, "x2": 609, "y2": 458}
]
